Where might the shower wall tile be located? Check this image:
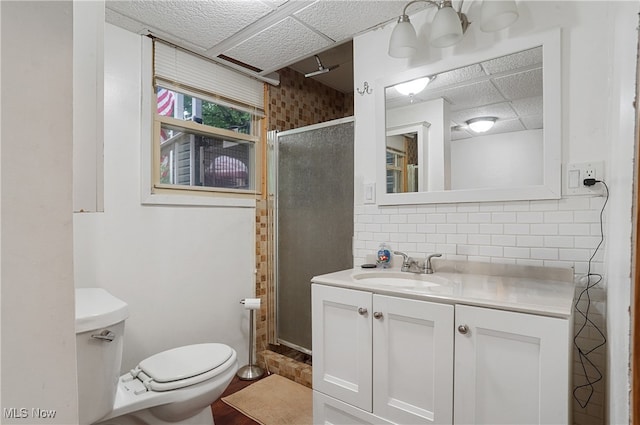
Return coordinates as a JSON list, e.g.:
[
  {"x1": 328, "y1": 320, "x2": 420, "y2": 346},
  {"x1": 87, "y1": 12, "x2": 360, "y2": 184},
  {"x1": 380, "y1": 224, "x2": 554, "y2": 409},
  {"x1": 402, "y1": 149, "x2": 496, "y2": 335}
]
[
  {"x1": 257, "y1": 350, "x2": 312, "y2": 388},
  {"x1": 268, "y1": 67, "x2": 353, "y2": 132},
  {"x1": 254, "y1": 199, "x2": 270, "y2": 355}
]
